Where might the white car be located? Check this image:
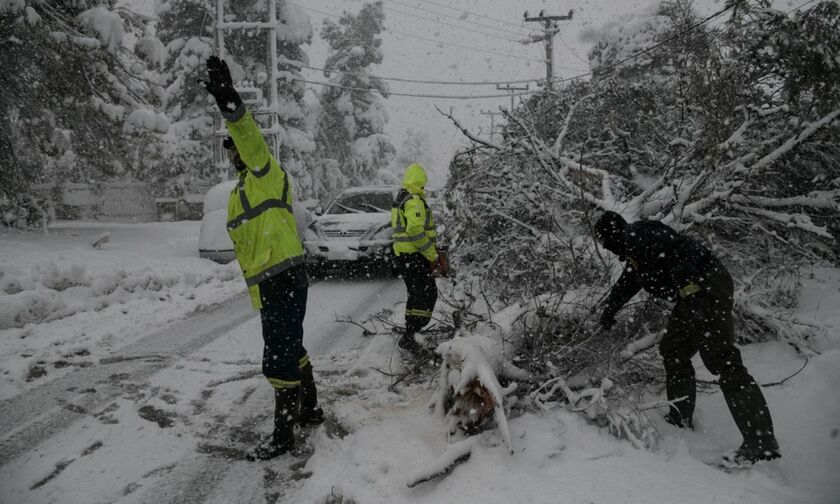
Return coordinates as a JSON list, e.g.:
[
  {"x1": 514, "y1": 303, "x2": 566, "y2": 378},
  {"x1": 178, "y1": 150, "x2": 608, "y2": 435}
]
[
  {"x1": 198, "y1": 180, "x2": 237, "y2": 263},
  {"x1": 304, "y1": 185, "x2": 398, "y2": 275}
]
